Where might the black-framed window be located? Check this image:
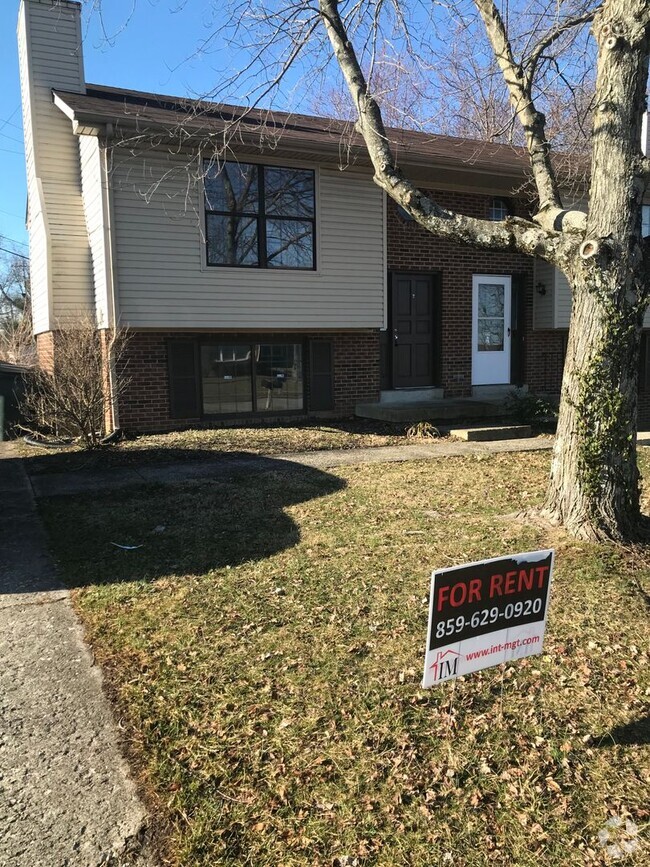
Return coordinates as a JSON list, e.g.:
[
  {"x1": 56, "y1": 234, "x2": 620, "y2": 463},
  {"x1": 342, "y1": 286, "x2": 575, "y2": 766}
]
[
  {"x1": 201, "y1": 341, "x2": 304, "y2": 415},
  {"x1": 204, "y1": 161, "x2": 316, "y2": 269}
]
